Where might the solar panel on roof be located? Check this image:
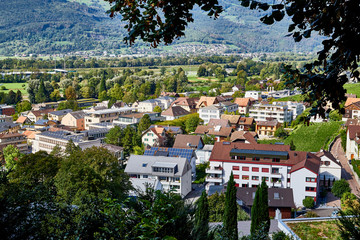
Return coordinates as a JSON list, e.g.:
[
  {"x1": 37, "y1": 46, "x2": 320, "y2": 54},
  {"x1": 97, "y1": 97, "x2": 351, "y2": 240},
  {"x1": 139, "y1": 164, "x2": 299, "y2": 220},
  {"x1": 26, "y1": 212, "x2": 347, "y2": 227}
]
[{"x1": 230, "y1": 149, "x2": 288, "y2": 157}]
